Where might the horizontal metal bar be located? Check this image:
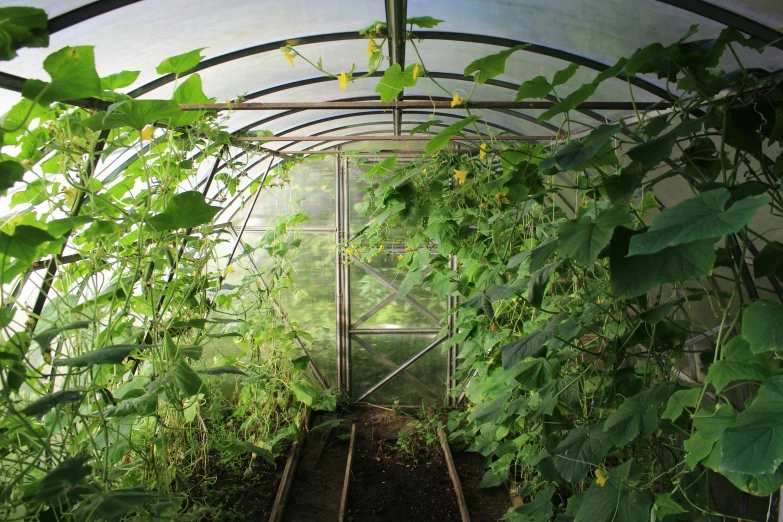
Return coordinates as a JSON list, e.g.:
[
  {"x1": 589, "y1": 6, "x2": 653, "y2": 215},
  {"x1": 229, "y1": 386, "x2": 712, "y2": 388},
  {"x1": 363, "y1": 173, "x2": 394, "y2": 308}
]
[
  {"x1": 355, "y1": 336, "x2": 446, "y2": 402},
  {"x1": 350, "y1": 328, "x2": 441, "y2": 335},
  {"x1": 234, "y1": 134, "x2": 553, "y2": 142},
  {"x1": 234, "y1": 226, "x2": 337, "y2": 233},
  {"x1": 183, "y1": 100, "x2": 672, "y2": 111}
]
